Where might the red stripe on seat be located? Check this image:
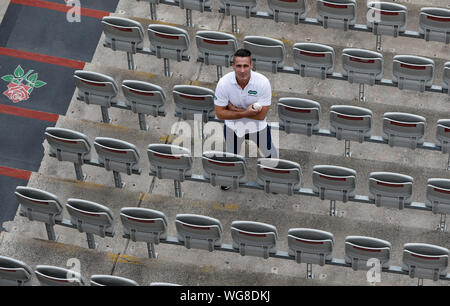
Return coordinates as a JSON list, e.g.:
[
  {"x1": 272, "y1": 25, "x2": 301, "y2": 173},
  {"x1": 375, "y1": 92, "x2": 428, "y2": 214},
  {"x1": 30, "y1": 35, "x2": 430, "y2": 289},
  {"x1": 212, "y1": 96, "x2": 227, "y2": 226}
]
[
  {"x1": 411, "y1": 253, "x2": 440, "y2": 260},
  {"x1": 129, "y1": 89, "x2": 154, "y2": 96},
  {"x1": 433, "y1": 187, "x2": 450, "y2": 194},
  {"x1": 390, "y1": 121, "x2": 417, "y2": 127},
  {"x1": 280, "y1": 0, "x2": 298, "y2": 2},
  {"x1": 379, "y1": 10, "x2": 400, "y2": 16},
  {"x1": 295, "y1": 238, "x2": 324, "y2": 244},
  {"x1": 183, "y1": 224, "x2": 210, "y2": 230},
  {"x1": 323, "y1": 2, "x2": 348, "y2": 9},
  {"x1": 81, "y1": 80, "x2": 106, "y2": 87},
  {"x1": 300, "y1": 51, "x2": 325, "y2": 58},
  {"x1": 284, "y1": 106, "x2": 311, "y2": 113},
  {"x1": 445, "y1": 128, "x2": 450, "y2": 133},
  {"x1": 78, "y1": 211, "x2": 100, "y2": 217},
  {"x1": 400, "y1": 63, "x2": 427, "y2": 70},
  {"x1": 337, "y1": 114, "x2": 364, "y2": 120},
  {"x1": 154, "y1": 153, "x2": 180, "y2": 159},
  {"x1": 0, "y1": 166, "x2": 31, "y2": 181},
  {"x1": 209, "y1": 160, "x2": 235, "y2": 167},
  {"x1": 28, "y1": 199, "x2": 50, "y2": 205},
  {"x1": 319, "y1": 174, "x2": 346, "y2": 181},
  {"x1": 155, "y1": 33, "x2": 179, "y2": 40},
  {"x1": 203, "y1": 39, "x2": 228, "y2": 45},
  {"x1": 349, "y1": 57, "x2": 375, "y2": 64},
  {"x1": 127, "y1": 217, "x2": 155, "y2": 223},
  {"x1": 376, "y1": 181, "x2": 404, "y2": 188},
  {"x1": 51, "y1": 137, "x2": 77, "y2": 144},
  {"x1": 179, "y1": 94, "x2": 205, "y2": 101},
  {"x1": 239, "y1": 231, "x2": 266, "y2": 237},
  {"x1": 103, "y1": 147, "x2": 127, "y2": 154},
  {"x1": 263, "y1": 168, "x2": 291, "y2": 174},
  {"x1": 427, "y1": 15, "x2": 450, "y2": 22},
  {"x1": 353, "y1": 246, "x2": 381, "y2": 252},
  {"x1": 113, "y1": 26, "x2": 133, "y2": 32},
  {"x1": 0, "y1": 268, "x2": 17, "y2": 272}
]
